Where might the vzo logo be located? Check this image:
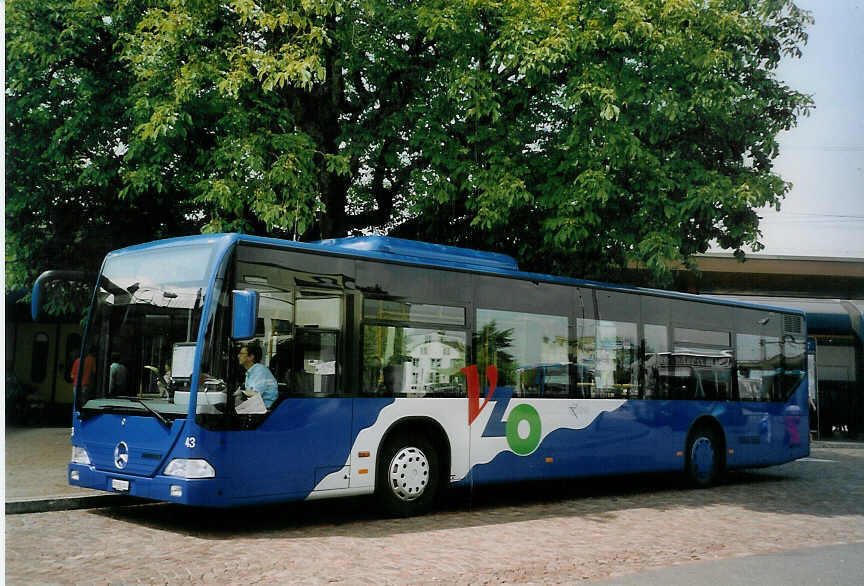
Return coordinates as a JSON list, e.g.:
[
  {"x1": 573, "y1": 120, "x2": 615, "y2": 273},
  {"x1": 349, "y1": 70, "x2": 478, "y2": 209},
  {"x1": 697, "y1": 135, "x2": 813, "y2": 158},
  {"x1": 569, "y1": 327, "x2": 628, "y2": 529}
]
[{"x1": 461, "y1": 365, "x2": 542, "y2": 456}]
